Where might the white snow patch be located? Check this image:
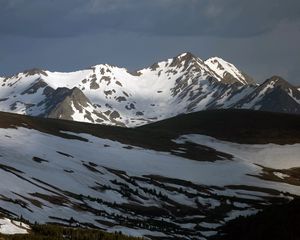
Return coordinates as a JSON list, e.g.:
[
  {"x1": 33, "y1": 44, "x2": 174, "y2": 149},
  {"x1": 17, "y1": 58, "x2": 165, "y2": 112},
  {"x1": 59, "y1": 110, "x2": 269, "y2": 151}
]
[
  {"x1": 0, "y1": 218, "x2": 30, "y2": 235},
  {"x1": 273, "y1": 172, "x2": 290, "y2": 179}
]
